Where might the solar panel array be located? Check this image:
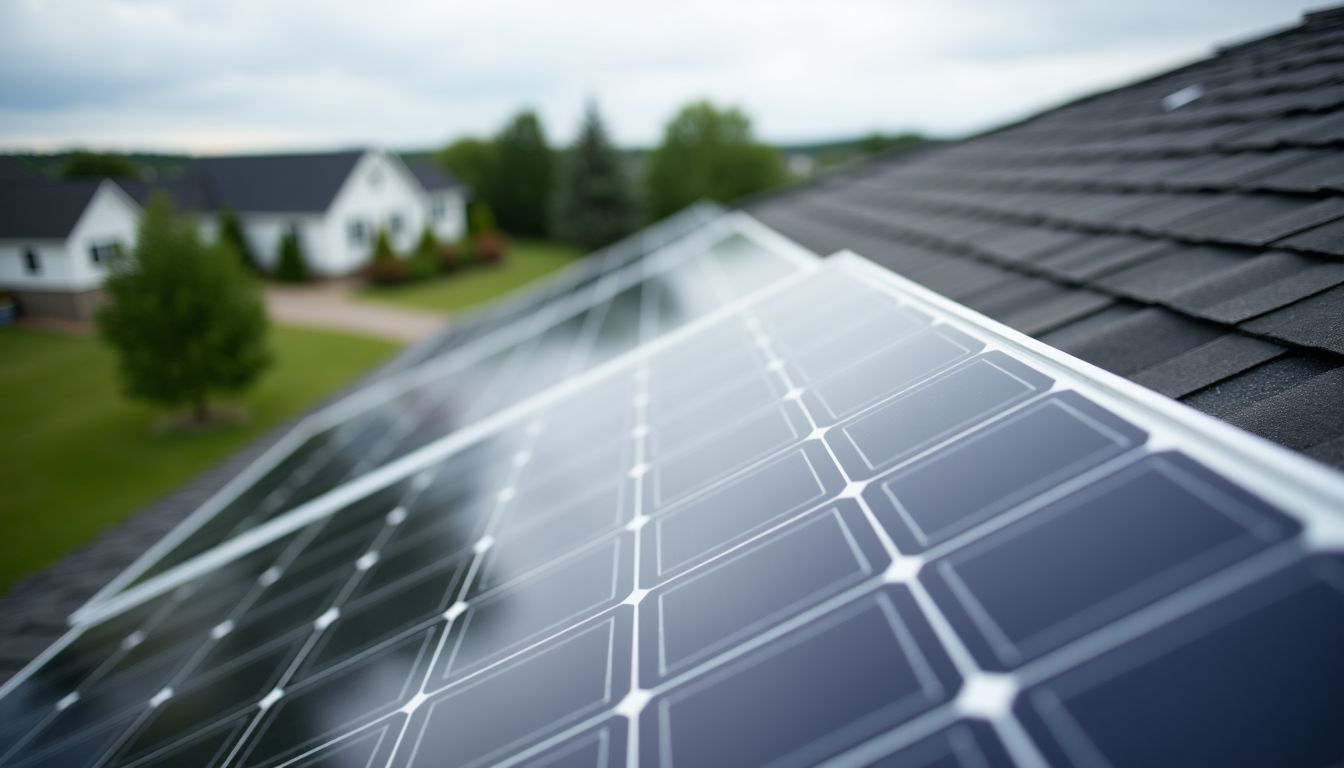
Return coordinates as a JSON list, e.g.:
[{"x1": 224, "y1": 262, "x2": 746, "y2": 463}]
[
  {"x1": 3, "y1": 229, "x2": 1342, "y2": 767},
  {"x1": 93, "y1": 209, "x2": 808, "y2": 595}
]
